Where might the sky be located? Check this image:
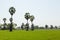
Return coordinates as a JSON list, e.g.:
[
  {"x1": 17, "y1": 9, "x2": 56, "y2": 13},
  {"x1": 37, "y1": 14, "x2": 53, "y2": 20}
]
[{"x1": 0, "y1": 0, "x2": 60, "y2": 27}]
